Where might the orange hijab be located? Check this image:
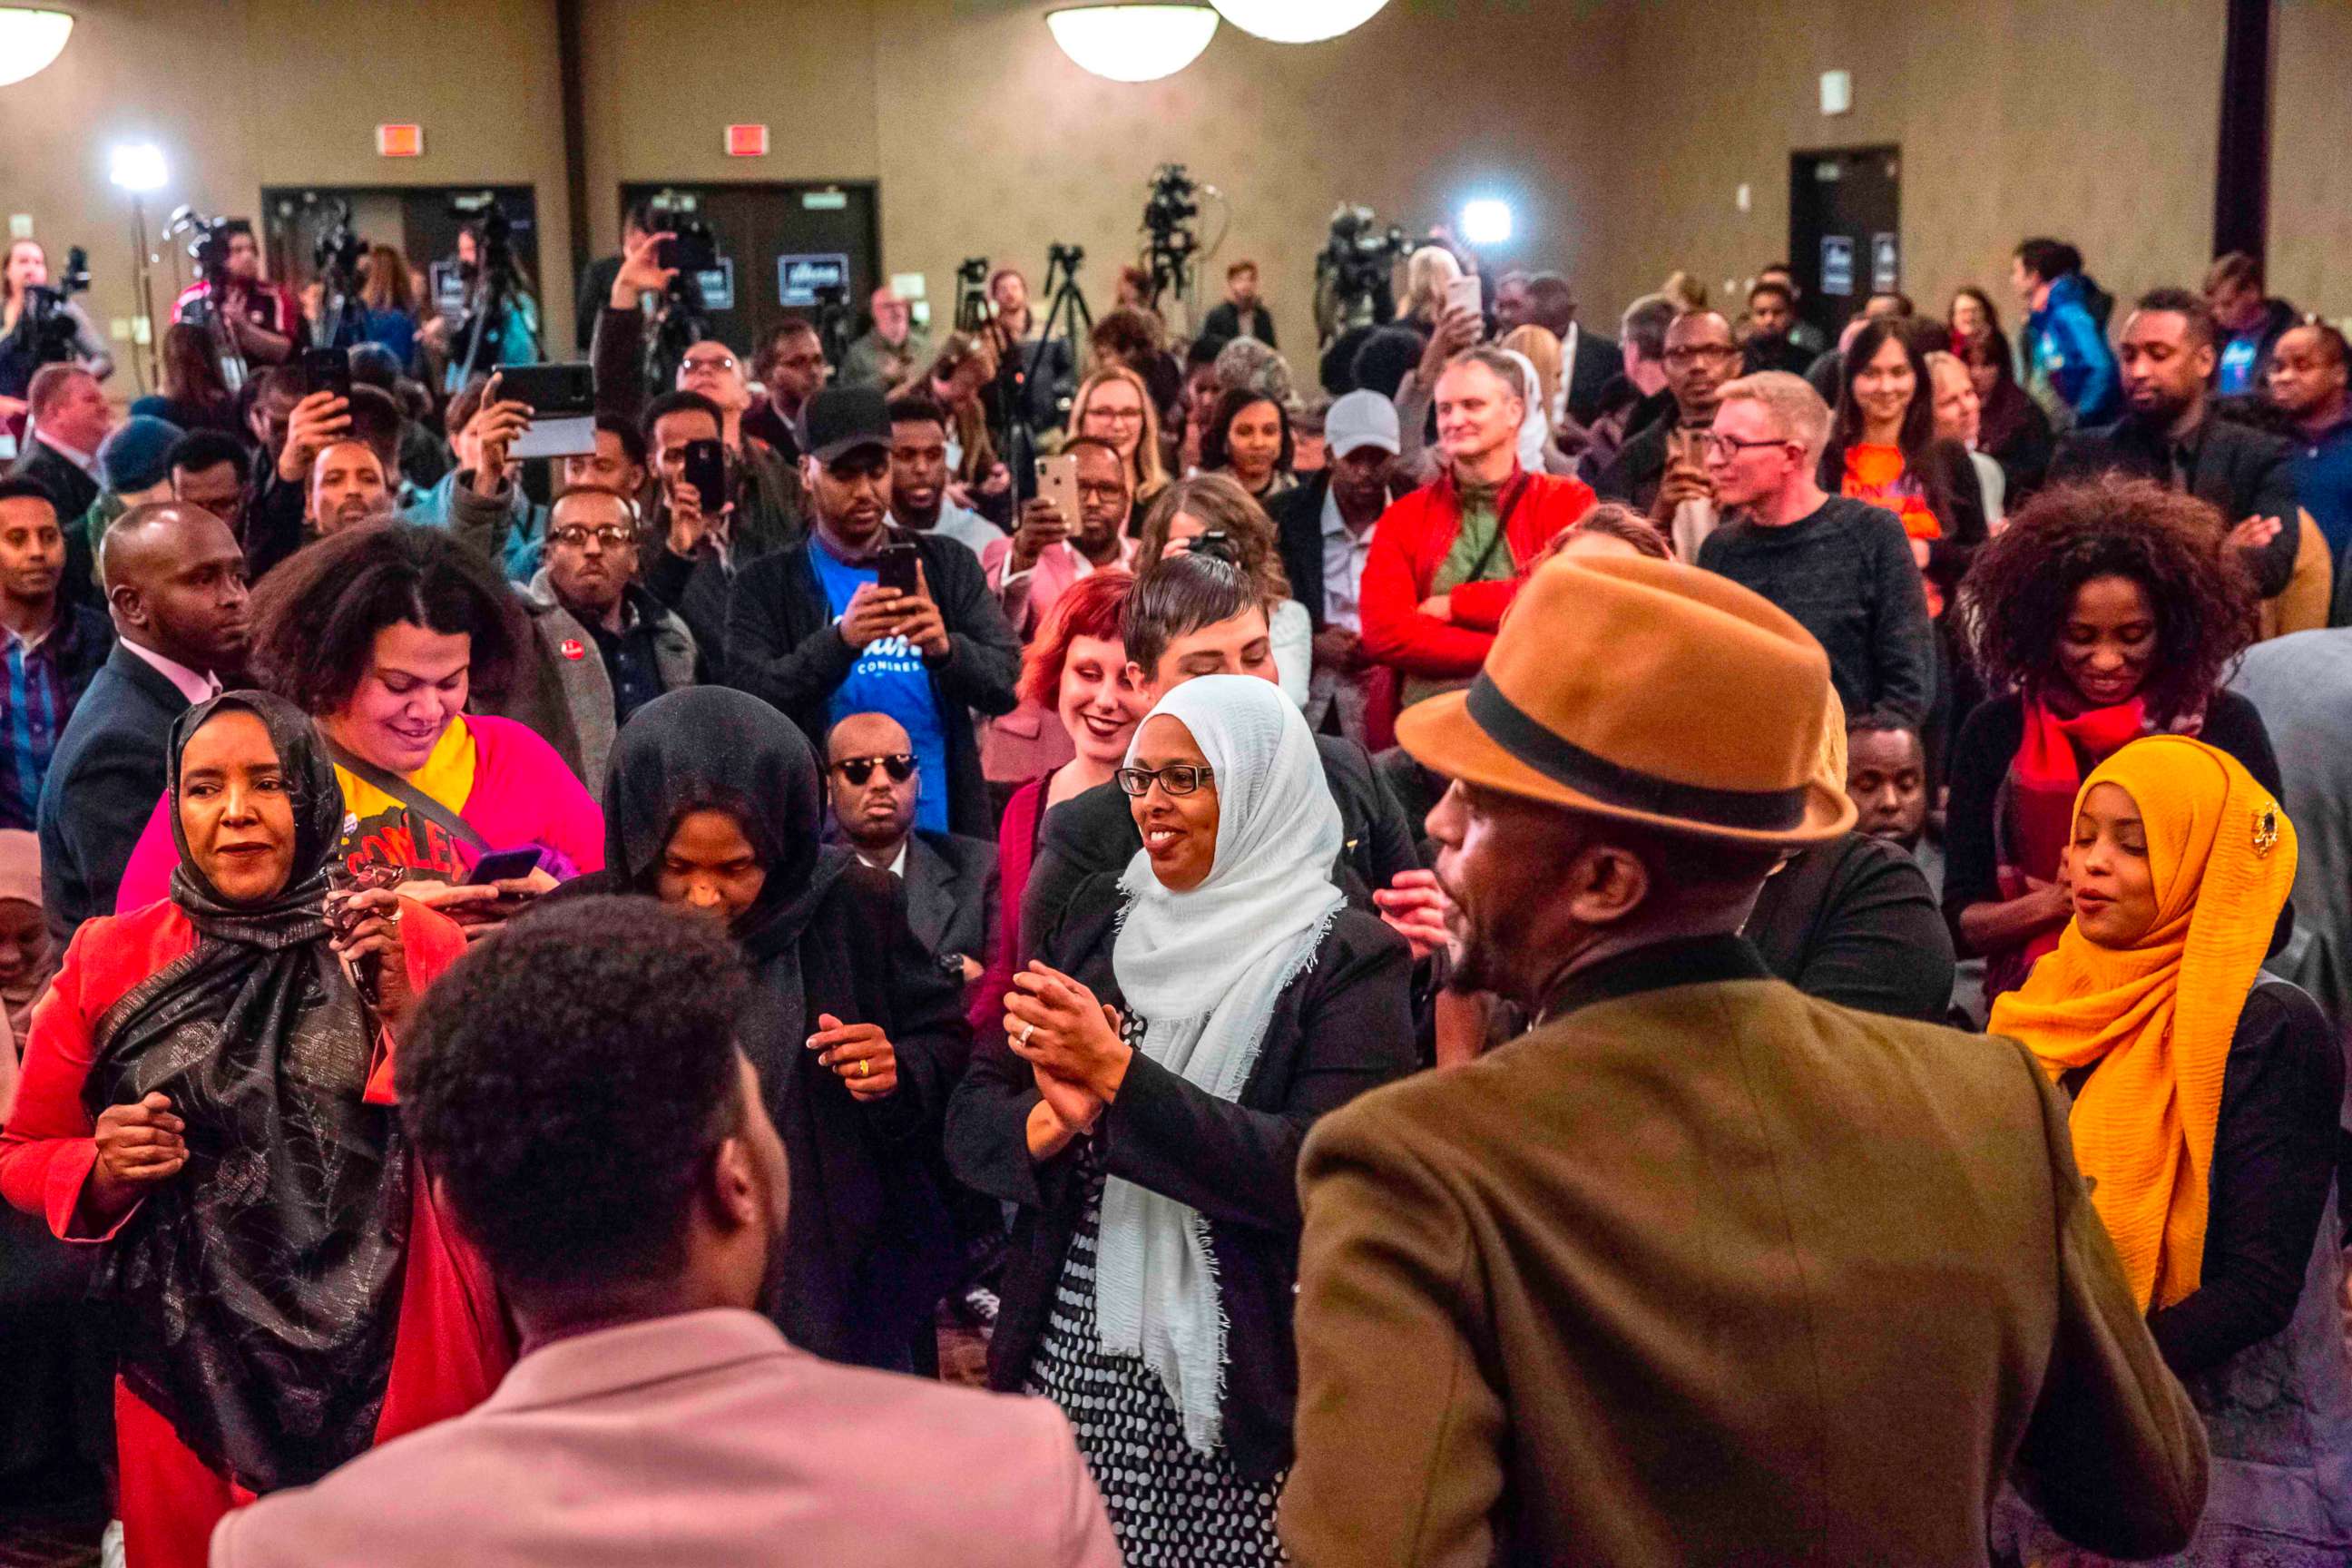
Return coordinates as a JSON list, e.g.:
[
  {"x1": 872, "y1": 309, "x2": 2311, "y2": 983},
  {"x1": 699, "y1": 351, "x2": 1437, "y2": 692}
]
[{"x1": 1988, "y1": 736, "x2": 2295, "y2": 1312}]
